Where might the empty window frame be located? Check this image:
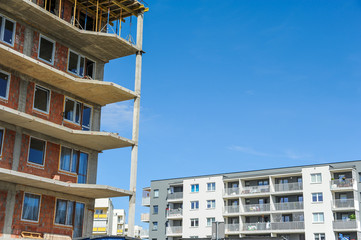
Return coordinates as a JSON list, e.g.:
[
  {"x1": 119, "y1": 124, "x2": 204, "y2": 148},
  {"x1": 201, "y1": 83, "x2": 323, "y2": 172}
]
[
  {"x1": 21, "y1": 193, "x2": 41, "y2": 222},
  {"x1": 33, "y1": 85, "x2": 50, "y2": 113},
  {"x1": 0, "y1": 128, "x2": 3, "y2": 156},
  {"x1": 207, "y1": 200, "x2": 216, "y2": 209},
  {"x1": 38, "y1": 35, "x2": 55, "y2": 64},
  {"x1": 190, "y1": 218, "x2": 199, "y2": 227},
  {"x1": 0, "y1": 14, "x2": 15, "y2": 46},
  {"x1": 312, "y1": 193, "x2": 323, "y2": 202},
  {"x1": 0, "y1": 70, "x2": 10, "y2": 100},
  {"x1": 207, "y1": 182, "x2": 216, "y2": 191},
  {"x1": 55, "y1": 199, "x2": 74, "y2": 225},
  {"x1": 63, "y1": 97, "x2": 92, "y2": 131},
  {"x1": 191, "y1": 184, "x2": 199, "y2": 193},
  {"x1": 28, "y1": 137, "x2": 46, "y2": 165},
  {"x1": 311, "y1": 173, "x2": 322, "y2": 183}
]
